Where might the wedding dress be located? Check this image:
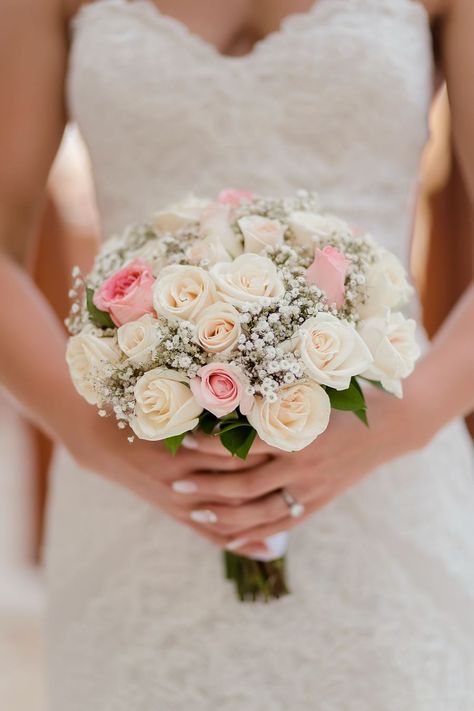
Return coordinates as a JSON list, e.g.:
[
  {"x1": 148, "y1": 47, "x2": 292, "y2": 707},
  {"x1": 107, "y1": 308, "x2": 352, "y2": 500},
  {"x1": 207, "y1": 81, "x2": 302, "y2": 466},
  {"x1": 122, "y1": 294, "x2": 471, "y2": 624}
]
[{"x1": 45, "y1": 1, "x2": 474, "y2": 708}]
